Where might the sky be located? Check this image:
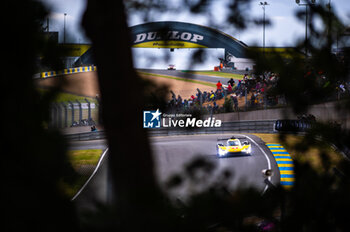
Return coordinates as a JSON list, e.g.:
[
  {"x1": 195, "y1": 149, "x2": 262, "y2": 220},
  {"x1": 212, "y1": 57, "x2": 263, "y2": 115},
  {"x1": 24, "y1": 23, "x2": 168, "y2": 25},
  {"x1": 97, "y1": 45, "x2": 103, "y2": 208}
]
[{"x1": 41, "y1": 0, "x2": 350, "y2": 47}]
